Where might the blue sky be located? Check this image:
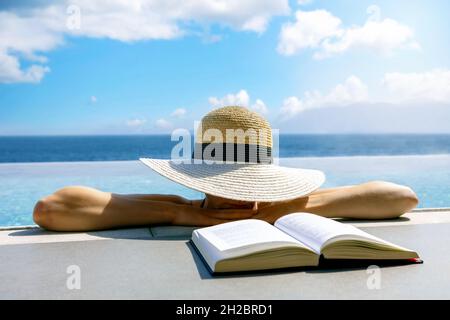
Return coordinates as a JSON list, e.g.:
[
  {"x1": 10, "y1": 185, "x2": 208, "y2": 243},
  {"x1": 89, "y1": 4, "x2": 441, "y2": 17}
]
[{"x1": 0, "y1": 0, "x2": 449, "y2": 135}]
